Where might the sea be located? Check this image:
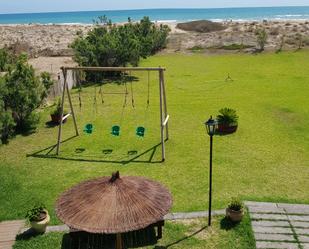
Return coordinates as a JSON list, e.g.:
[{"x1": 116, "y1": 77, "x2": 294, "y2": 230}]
[{"x1": 0, "y1": 6, "x2": 309, "y2": 24}]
